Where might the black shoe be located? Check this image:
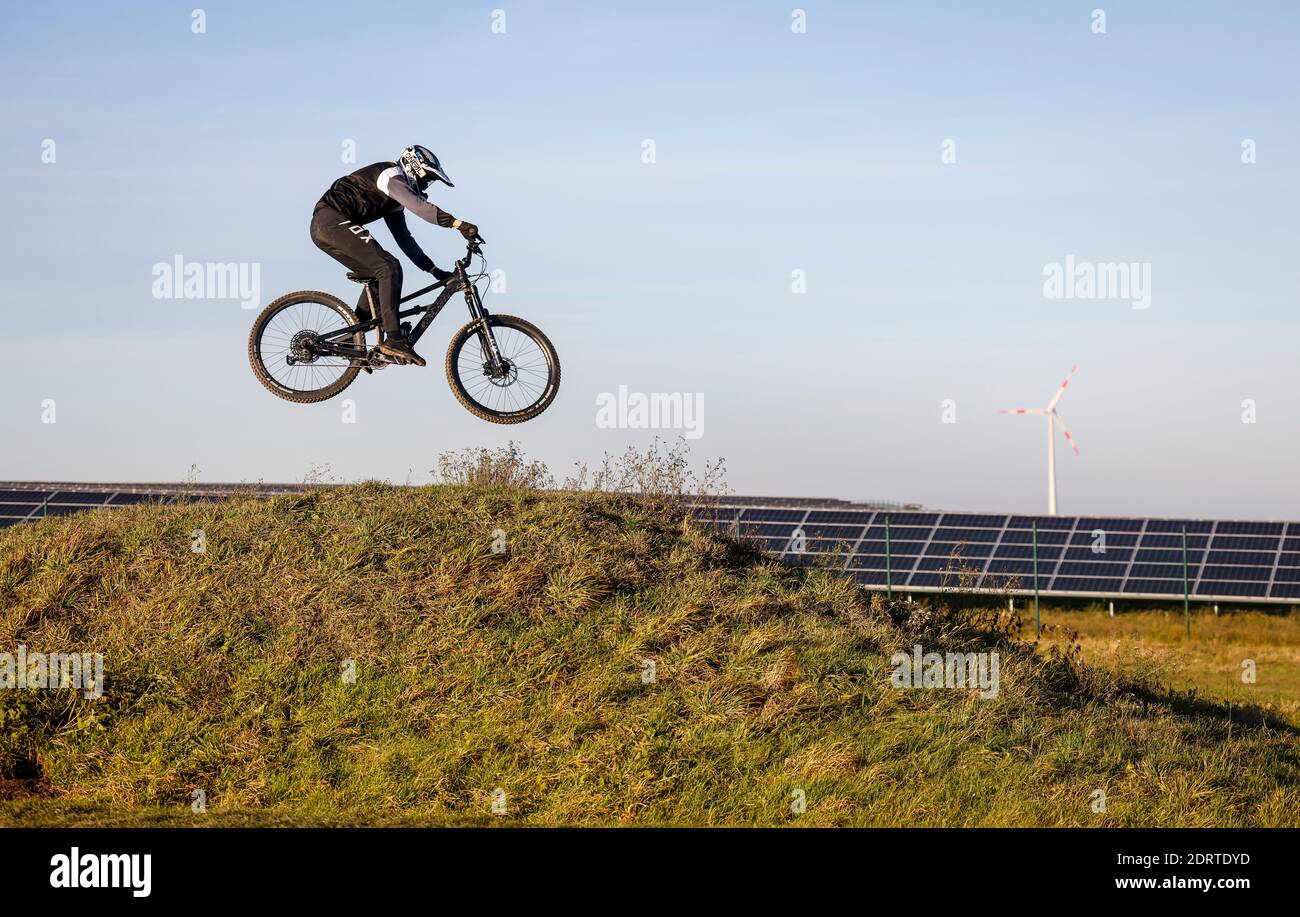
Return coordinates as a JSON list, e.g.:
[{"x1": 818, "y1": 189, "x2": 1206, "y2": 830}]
[{"x1": 378, "y1": 336, "x2": 426, "y2": 367}]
